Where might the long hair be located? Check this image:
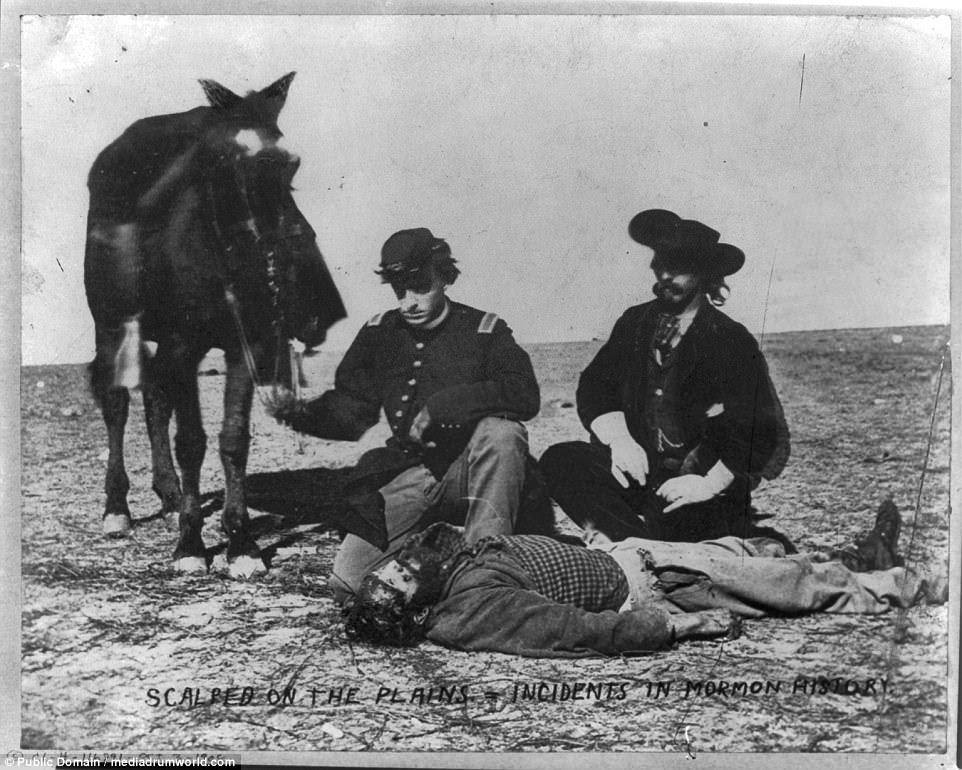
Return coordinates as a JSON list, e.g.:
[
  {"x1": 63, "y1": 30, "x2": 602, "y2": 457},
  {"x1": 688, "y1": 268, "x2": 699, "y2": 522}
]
[
  {"x1": 342, "y1": 579, "x2": 433, "y2": 647},
  {"x1": 342, "y1": 523, "x2": 465, "y2": 647},
  {"x1": 704, "y1": 275, "x2": 730, "y2": 306}
]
